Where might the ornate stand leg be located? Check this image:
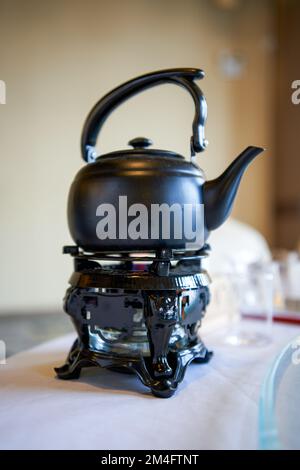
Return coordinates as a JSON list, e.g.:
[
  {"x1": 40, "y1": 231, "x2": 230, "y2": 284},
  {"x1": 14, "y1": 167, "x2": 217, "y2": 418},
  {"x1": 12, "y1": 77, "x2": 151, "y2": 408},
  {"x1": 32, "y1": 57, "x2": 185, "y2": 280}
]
[
  {"x1": 144, "y1": 291, "x2": 179, "y2": 397},
  {"x1": 55, "y1": 288, "x2": 93, "y2": 380}
]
